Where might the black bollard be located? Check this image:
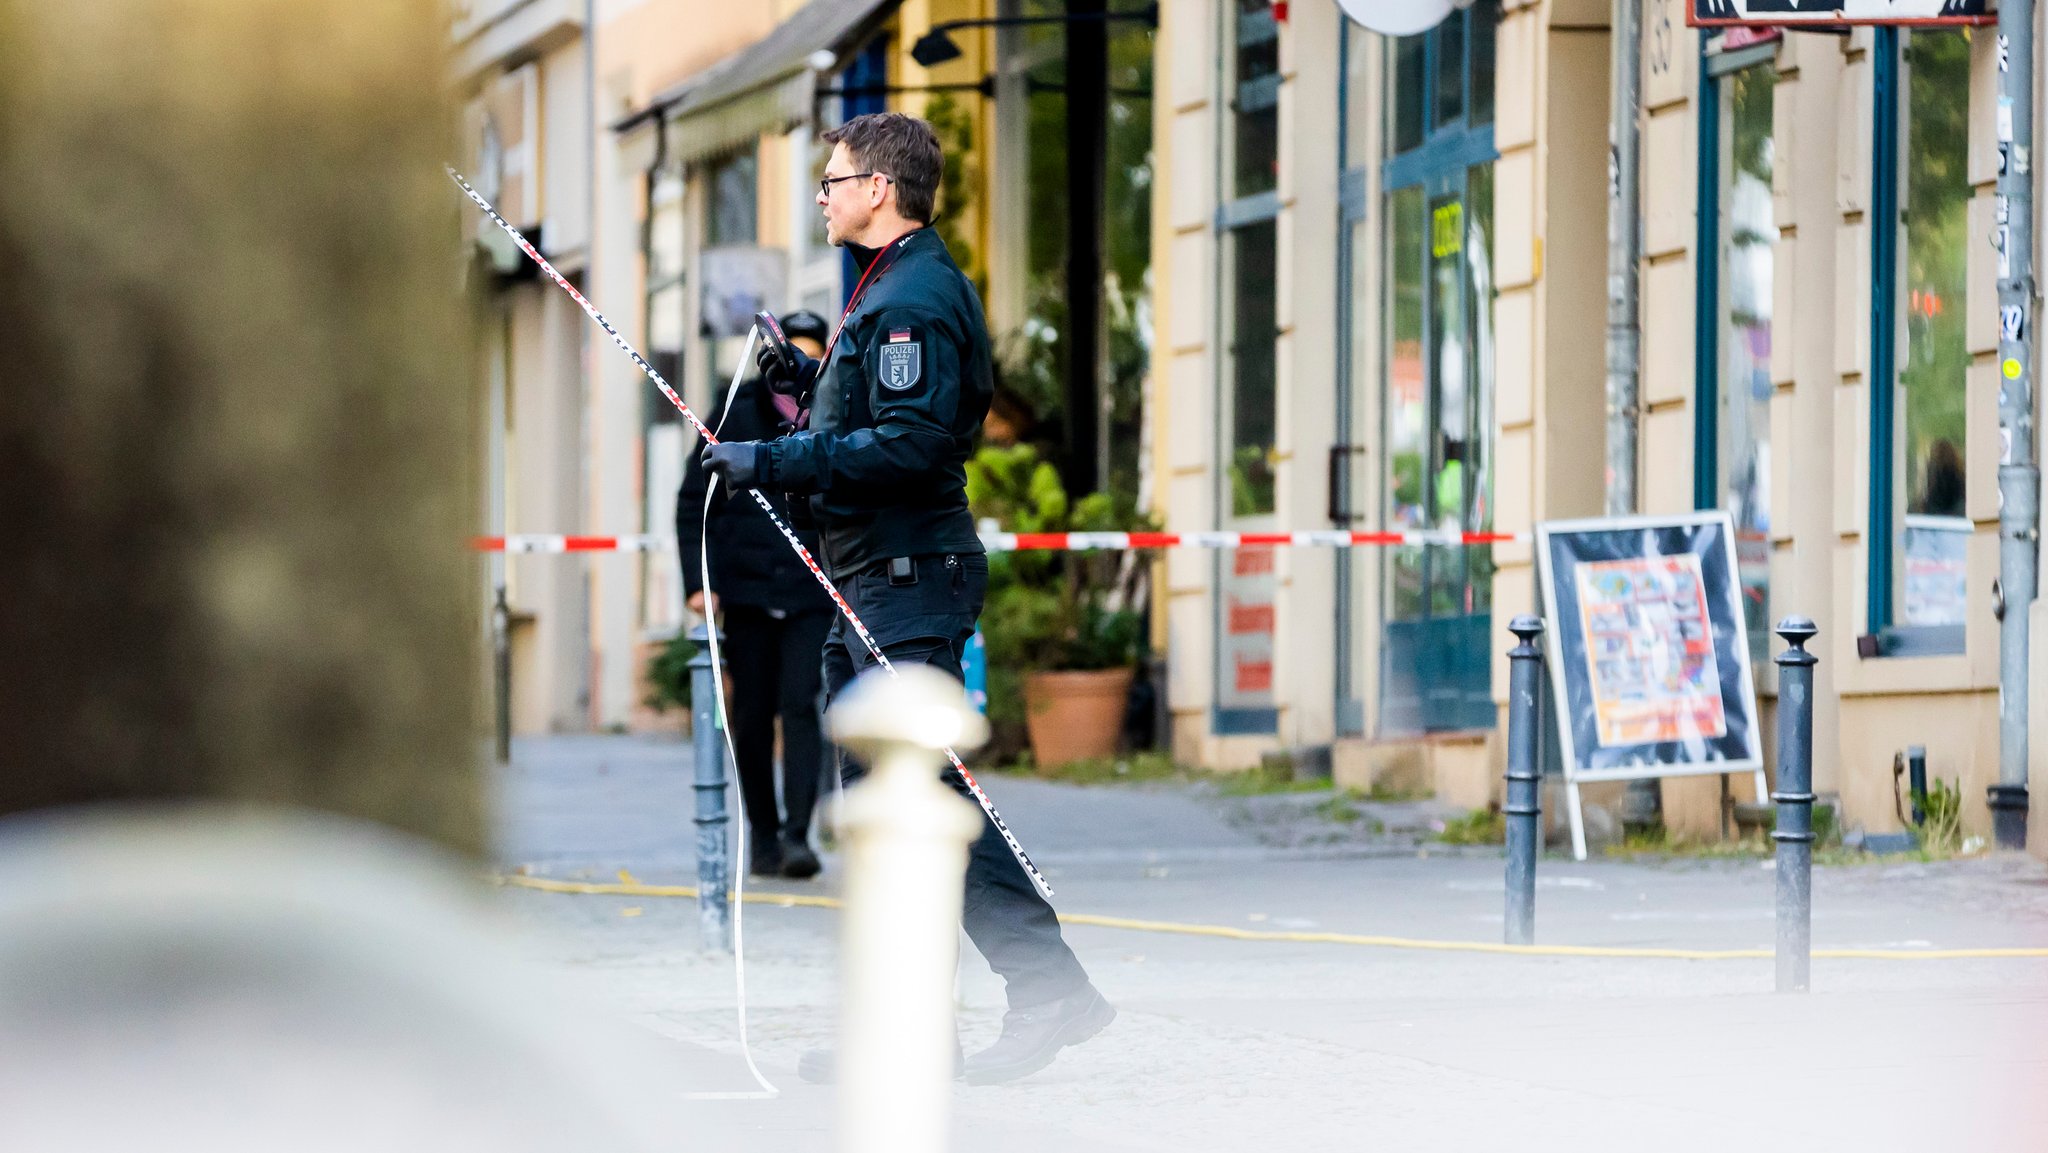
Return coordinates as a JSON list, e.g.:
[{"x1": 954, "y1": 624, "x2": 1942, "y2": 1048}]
[
  {"x1": 493, "y1": 584, "x2": 512, "y2": 766},
  {"x1": 1772, "y1": 616, "x2": 1818, "y2": 993},
  {"x1": 689, "y1": 623, "x2": 732, "y2": 953},
  {"x1": 1504, "y1": 616, "x2": 1546, "y2": 946}
]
